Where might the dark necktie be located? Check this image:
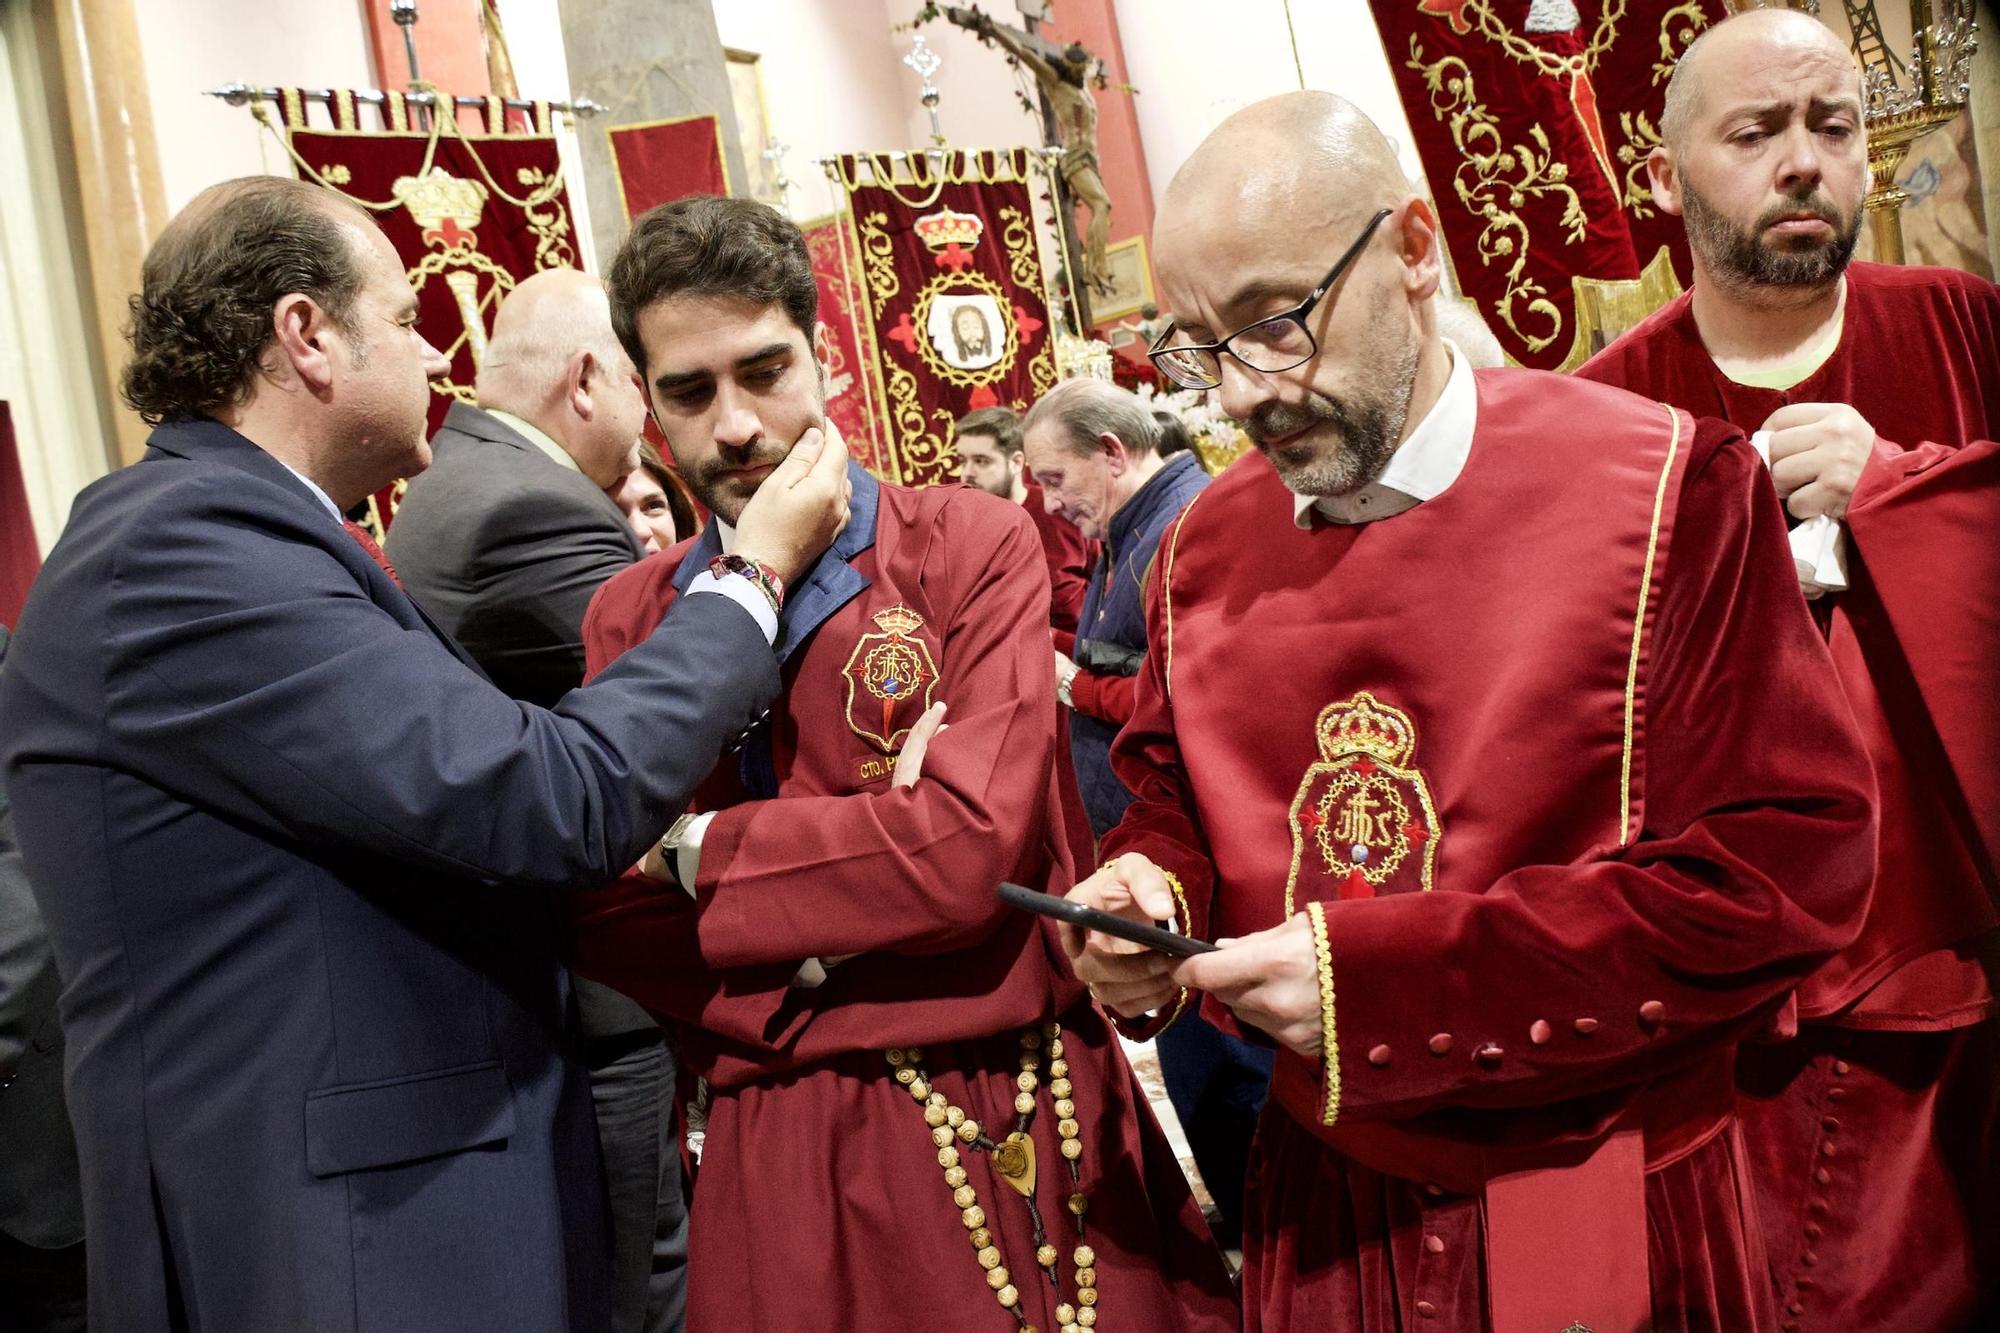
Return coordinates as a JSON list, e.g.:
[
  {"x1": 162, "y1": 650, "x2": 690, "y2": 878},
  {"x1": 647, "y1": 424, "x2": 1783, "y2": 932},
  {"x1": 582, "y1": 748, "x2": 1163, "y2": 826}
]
[{"x1": 342, "y1": 519, "x2": 403, "y2": 588}]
